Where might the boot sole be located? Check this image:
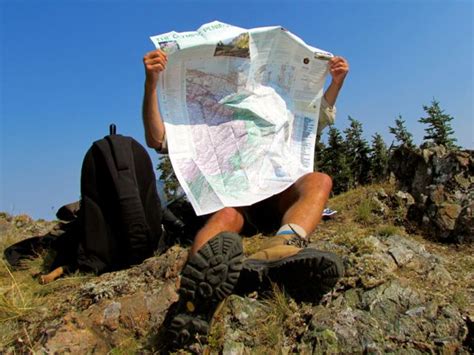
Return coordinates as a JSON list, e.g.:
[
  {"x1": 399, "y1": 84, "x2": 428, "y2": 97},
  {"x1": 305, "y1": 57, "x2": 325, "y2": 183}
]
[
  {"x1": 168, "y1": 232, "x2": 243, "y2": 349},
  {"x1": 239, "y1": 248, "x2": 344, "y2": 301}
]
